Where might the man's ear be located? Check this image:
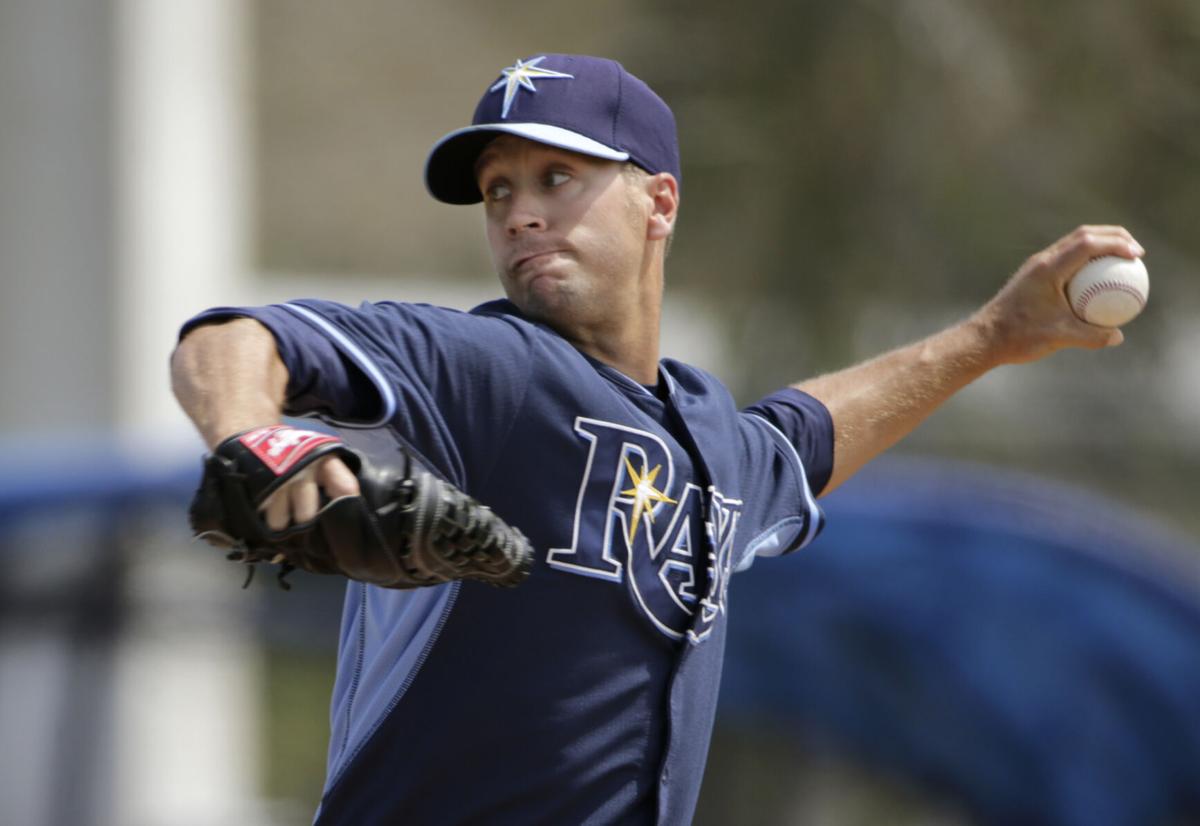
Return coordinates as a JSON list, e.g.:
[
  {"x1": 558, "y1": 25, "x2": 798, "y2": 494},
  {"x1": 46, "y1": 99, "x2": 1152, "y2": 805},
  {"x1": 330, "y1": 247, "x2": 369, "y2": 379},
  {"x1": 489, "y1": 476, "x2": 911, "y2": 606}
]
[{"x1": 647, "y1": 173, "x2": 679, "y2": 241}]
